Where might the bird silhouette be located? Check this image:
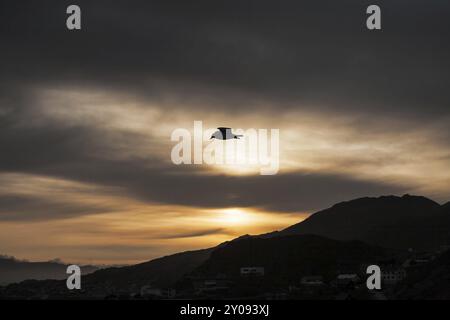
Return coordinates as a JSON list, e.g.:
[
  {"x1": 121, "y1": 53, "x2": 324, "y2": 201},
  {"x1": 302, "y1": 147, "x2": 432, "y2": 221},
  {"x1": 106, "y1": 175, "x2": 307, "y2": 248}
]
[{"x1": 210, "y1": 127, "x2": 243, "y2": 140}]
